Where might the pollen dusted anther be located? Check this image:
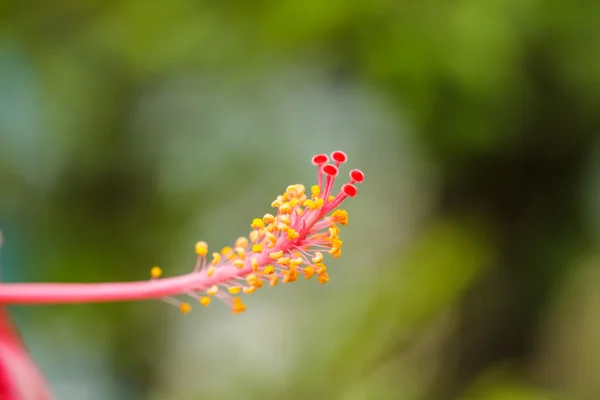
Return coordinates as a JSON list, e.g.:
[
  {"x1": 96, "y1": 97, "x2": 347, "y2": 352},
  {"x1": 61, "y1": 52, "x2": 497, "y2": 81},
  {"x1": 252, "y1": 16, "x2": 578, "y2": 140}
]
[{"x1": 157, "y1": 151, "x2": 364, "y2": 314}]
